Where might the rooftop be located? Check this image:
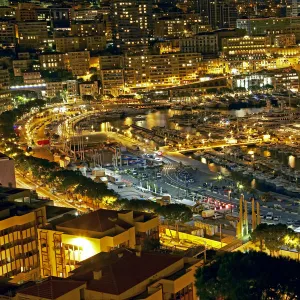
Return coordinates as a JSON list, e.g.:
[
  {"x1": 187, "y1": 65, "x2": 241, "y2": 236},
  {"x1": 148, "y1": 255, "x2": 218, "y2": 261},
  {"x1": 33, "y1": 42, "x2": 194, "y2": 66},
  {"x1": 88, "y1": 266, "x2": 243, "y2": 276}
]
[
  {"x1": 70, "y1": 249, "x2": 182, "y2": 295},
  {"x1": 57, "y1": 209, "x2": 154, "y2": 234},
  {"x1": 17, "y1": 277, "x2": 85, "y2": 300}
]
